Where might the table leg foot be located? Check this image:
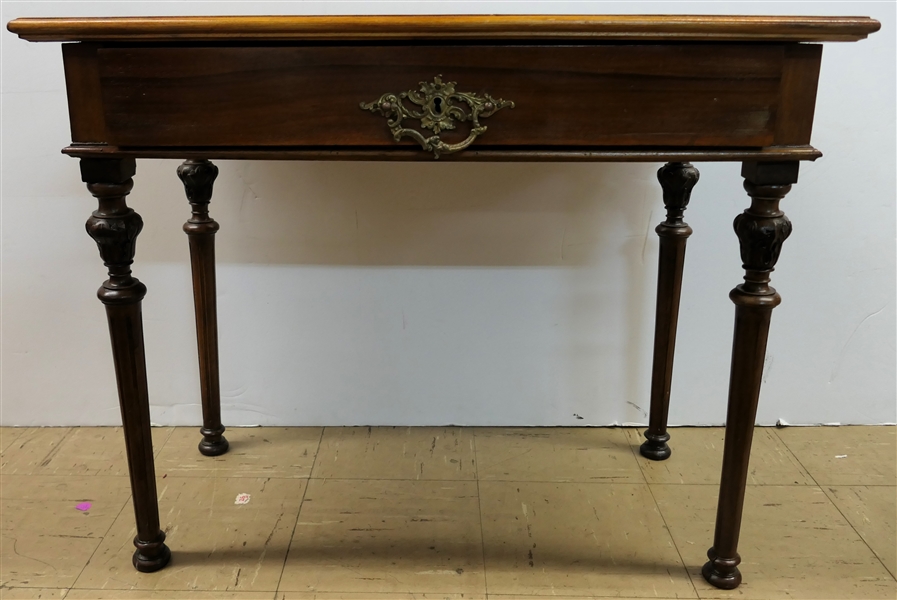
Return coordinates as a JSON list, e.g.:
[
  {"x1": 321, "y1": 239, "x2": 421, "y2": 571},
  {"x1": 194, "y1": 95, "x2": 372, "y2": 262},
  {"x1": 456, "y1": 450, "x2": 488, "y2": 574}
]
[
  {"x1": 702, "y1": 547, "x2": 742, "y2": 589},
  {"x1": 133, "y1": 532, "x2": 172, "y2": 572},
  {"x1": 198, "y1": 427, "x2": 229, "y2": 456},
  {"x1": 639, "y1": 431, "x2": 671, "y2": 460}
]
